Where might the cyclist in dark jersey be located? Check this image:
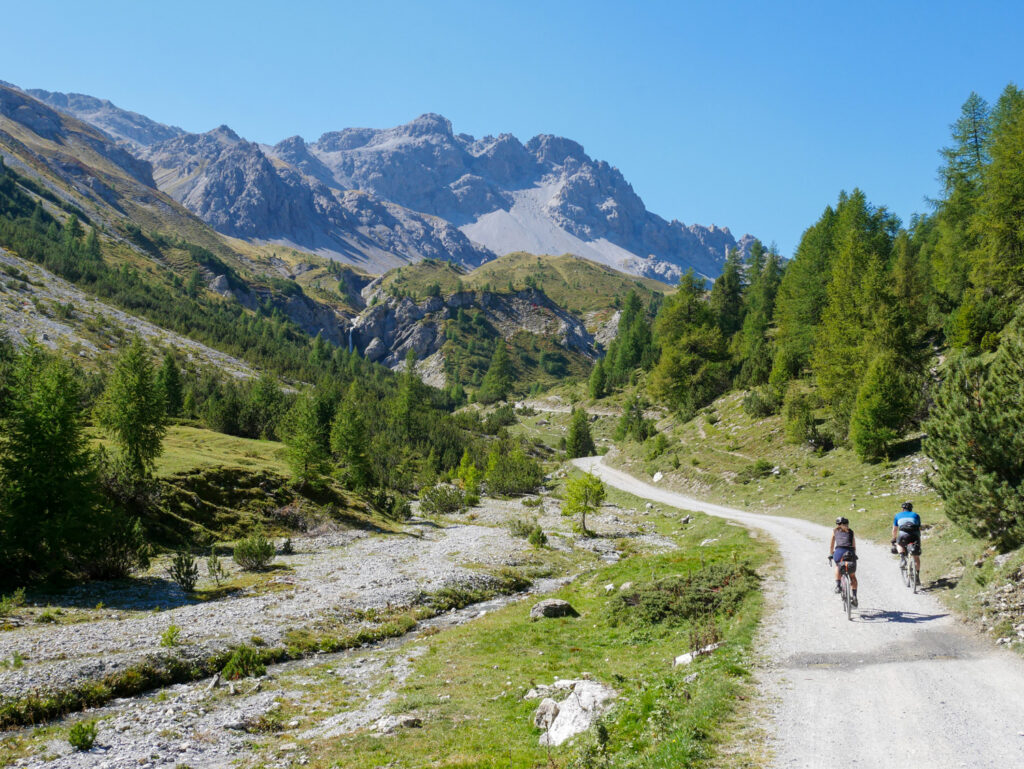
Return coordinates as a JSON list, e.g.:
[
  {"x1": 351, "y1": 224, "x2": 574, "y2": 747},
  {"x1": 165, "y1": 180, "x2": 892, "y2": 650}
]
[
  {"x1": 829, "y1": 517, "x2": 858, "y2": 606},
  {"x1": 892, "y1": 501, "x2": 922, "y2": 585}
]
